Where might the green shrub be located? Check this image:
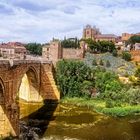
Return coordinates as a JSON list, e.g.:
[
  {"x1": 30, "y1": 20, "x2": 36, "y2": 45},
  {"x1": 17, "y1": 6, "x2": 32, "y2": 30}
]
[
  {"x1": 92, "y1": 59, "x2": 97, "y2": 66},
  {"x1": 112, "y1": 49, "x2": 118, "y2": 57},
  {"x1": 56, "y1": 60, "x2": 95, "y2": 97},
  {"x1": 122, "y1": 51, "x2": 131, "y2": 61},
  {"x1": 106, "y1": 60, "x2": 111, "y2": 67},
  {"x1": 125, "y1": 88, "x2": 140, "y2": 105},
  {"x1": 106, "y1": 99, "x2": 115, "y2": 108},
  {"x1": 99, "y1": 59, "x2": 104, "y2": 66}
]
